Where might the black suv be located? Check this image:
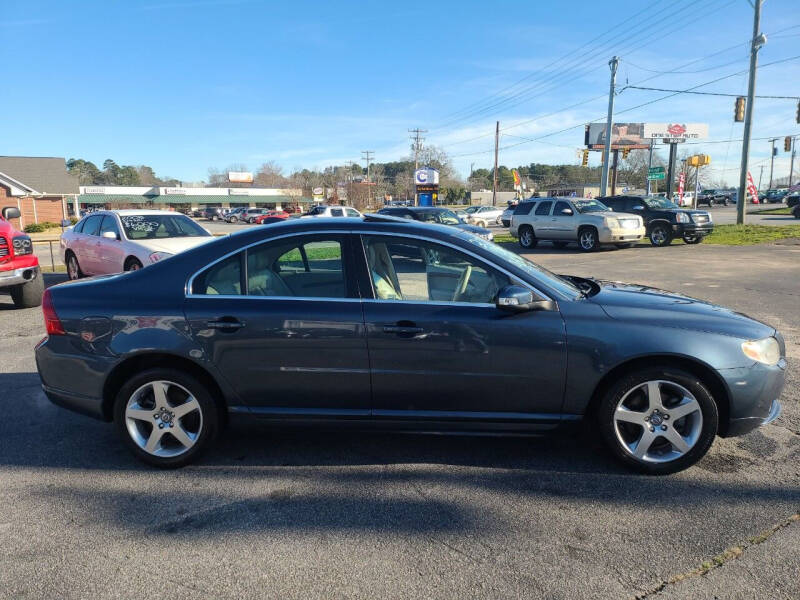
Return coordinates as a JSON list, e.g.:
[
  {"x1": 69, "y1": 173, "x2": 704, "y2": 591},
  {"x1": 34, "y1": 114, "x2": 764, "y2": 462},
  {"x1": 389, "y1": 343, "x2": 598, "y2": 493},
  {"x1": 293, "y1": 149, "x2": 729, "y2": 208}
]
[
  {"x1": 203, "y1": 207, "x2": 225, "y2": 221},
  {"x1": 598, "y1": 195, "x2": 713, "y2": 246},
  {"x1": 697, "y1": 189, "x2": 733, "y2": 207}
]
